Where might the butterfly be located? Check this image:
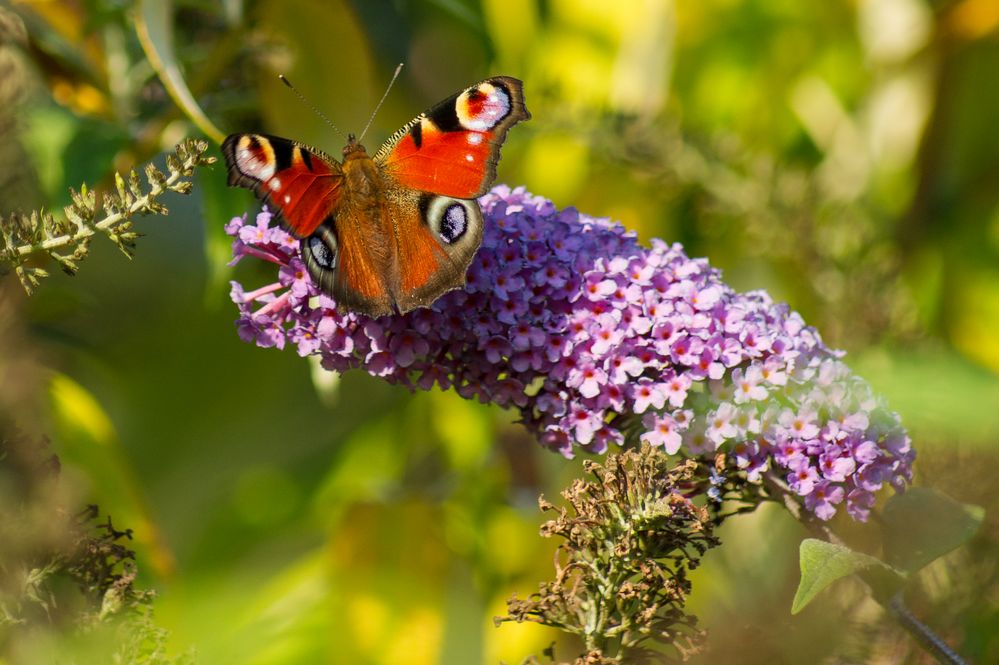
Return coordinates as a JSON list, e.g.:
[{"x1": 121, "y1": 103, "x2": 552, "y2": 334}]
[{"x1": 221, "y1": 76, "x2": 530, "y2": 318}]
